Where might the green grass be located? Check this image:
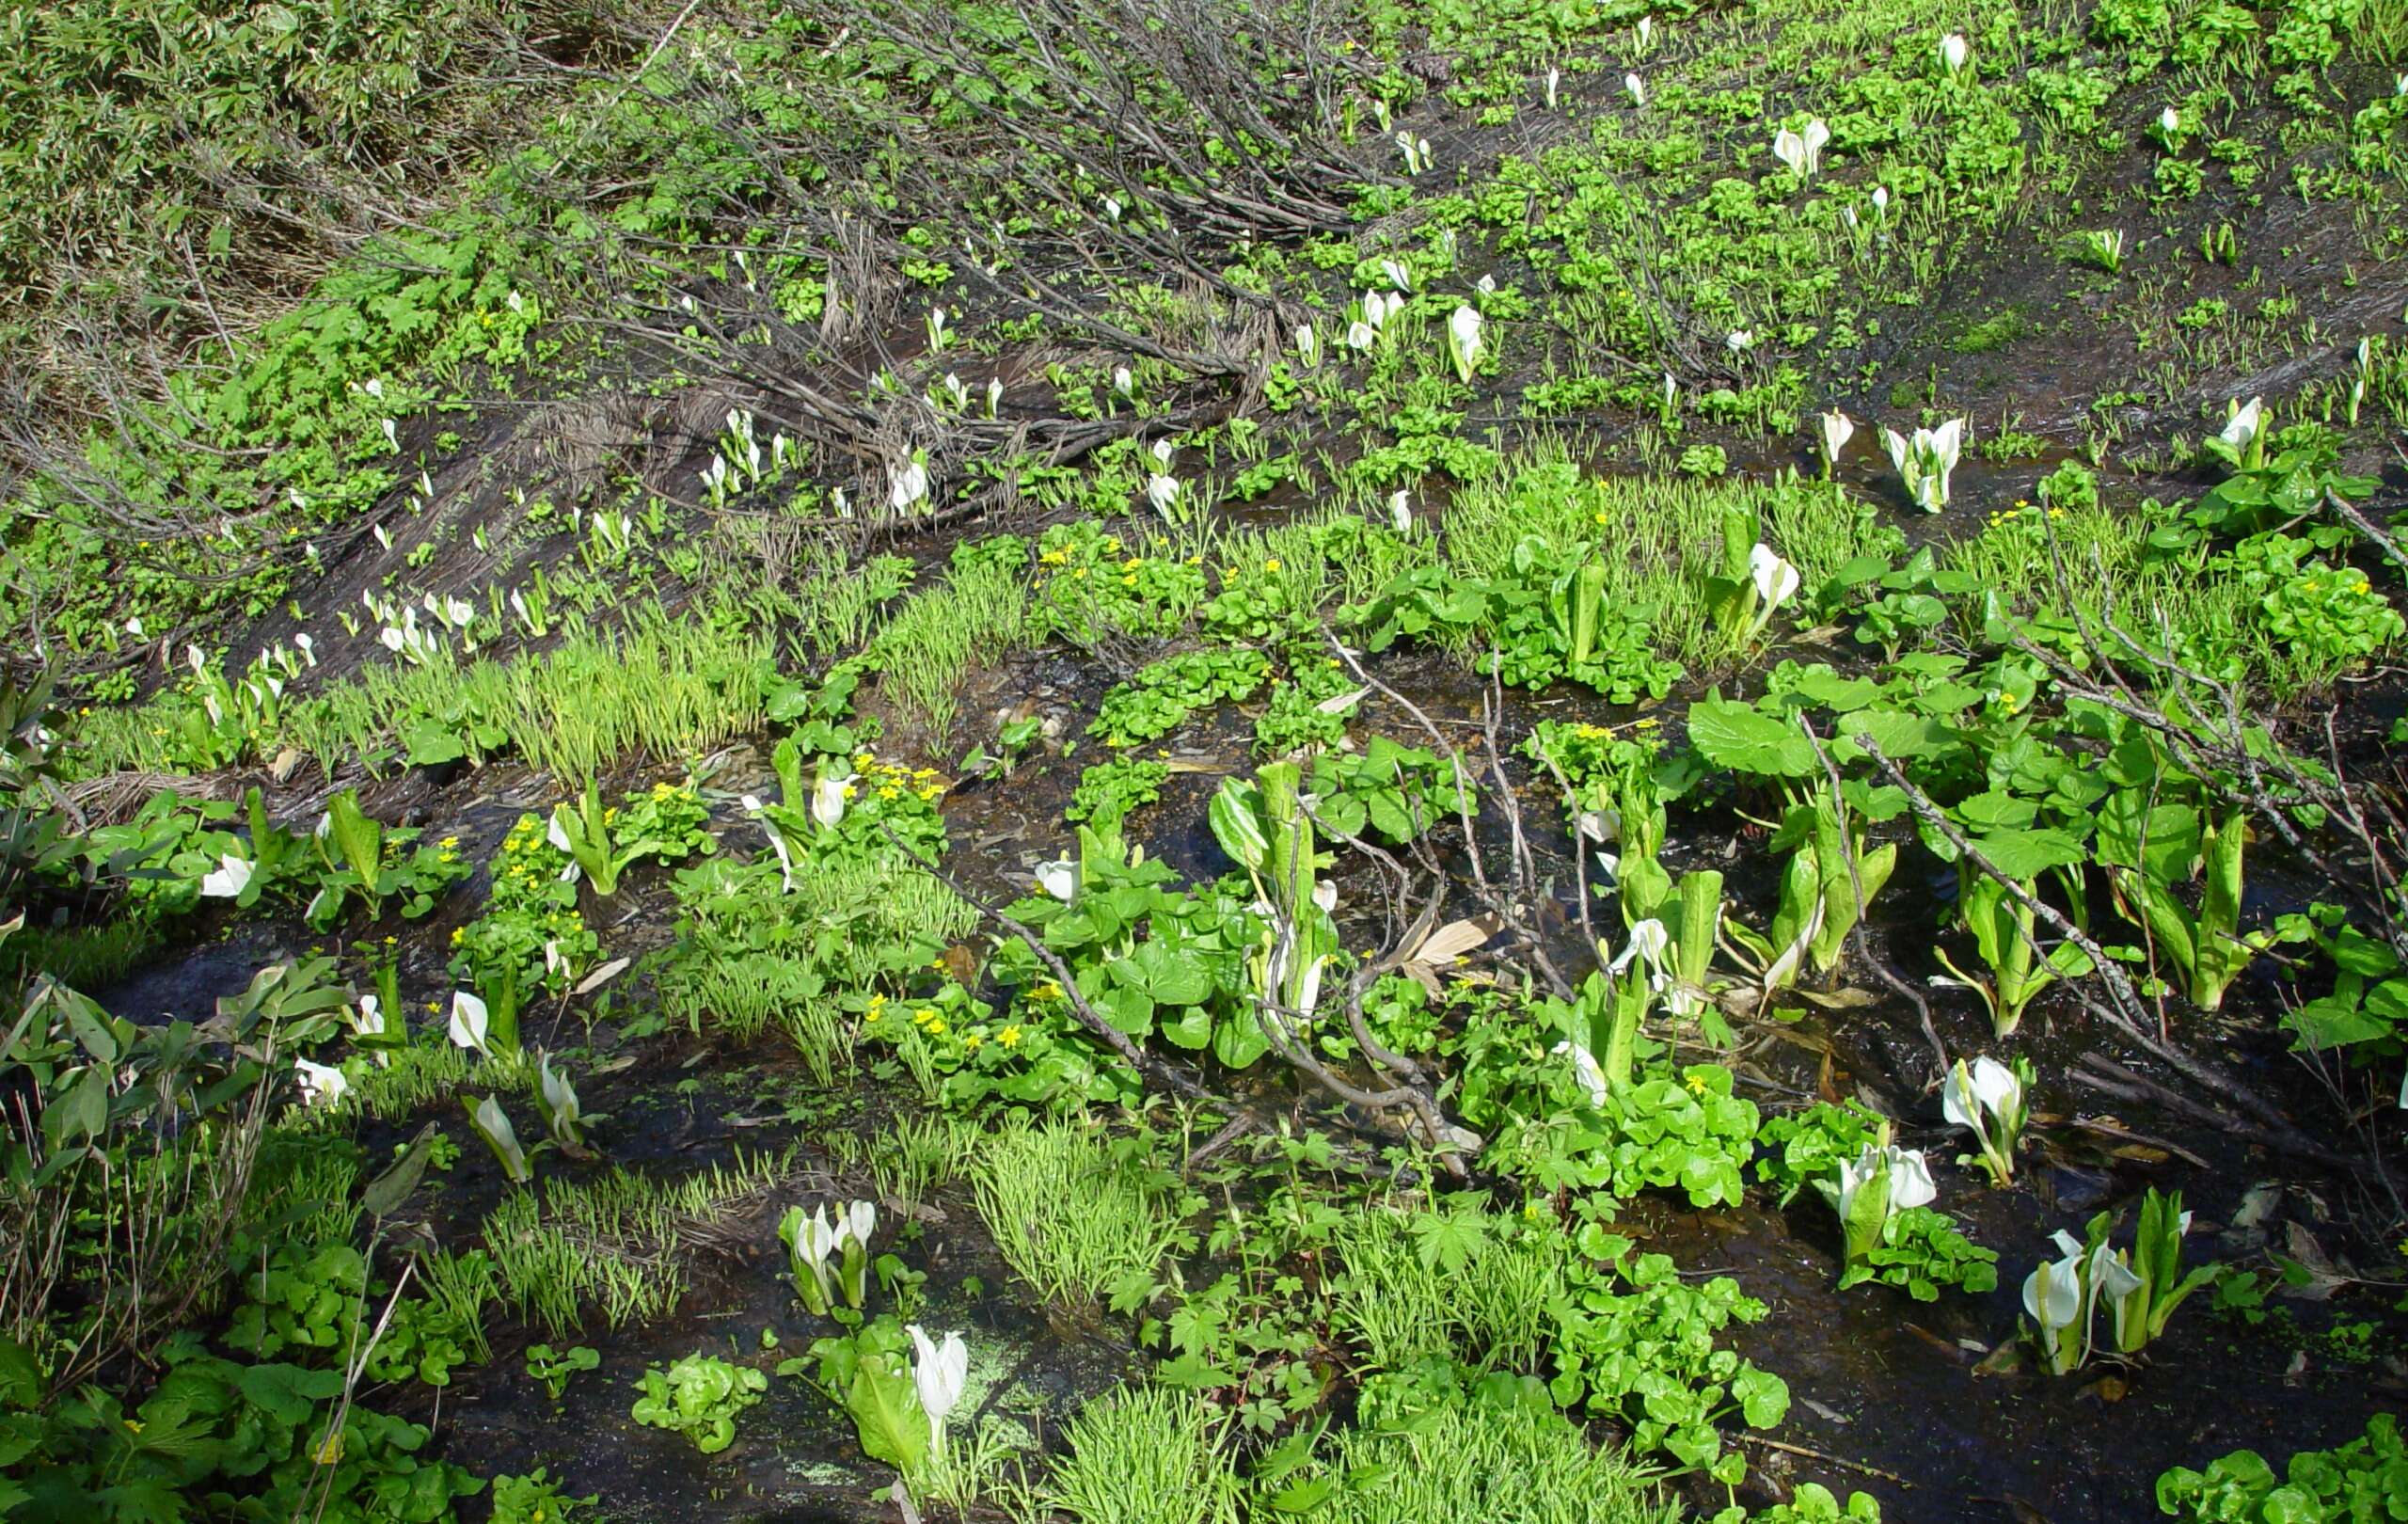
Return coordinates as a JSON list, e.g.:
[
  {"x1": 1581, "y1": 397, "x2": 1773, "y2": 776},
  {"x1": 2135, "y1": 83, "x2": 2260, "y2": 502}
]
[
  {"x1": 1014, "y1": 1387, "x2": 1240, "y2": 1524},
  {"x1": 1328, "y1": 1202, "x2": 1566, "y2": 1373},
  {"x1": 483, "y1": 1149, "x2": 795, "y2": 1336},
  {"x1": 1304, "y1": 1389, "x2": 1679, "y2": 1524},
  {"x1": 867, "y1": 548, "x2": 1034, "y2": 744},
  {"x1": 972, "y1": 1119, "x2": 1192, "y2": 1310}
]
